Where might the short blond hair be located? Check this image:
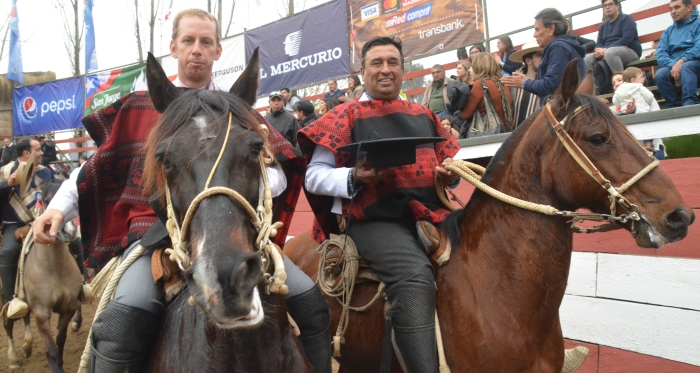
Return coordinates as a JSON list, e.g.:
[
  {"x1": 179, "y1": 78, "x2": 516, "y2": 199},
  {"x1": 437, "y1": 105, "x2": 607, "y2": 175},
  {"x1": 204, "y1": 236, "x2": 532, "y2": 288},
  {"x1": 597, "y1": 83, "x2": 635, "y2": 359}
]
[
  {"x1": 172, "y1": 9, "x2": 221, "y2": 45},
  {"x1": 622, "y1": 67, "x2": 643, "y2": 83},
  {"x1": 455, "y1": 60, "x2": 472, "y2": 83},
  {"x1": 471, "y1": 53, "x2": 502, "y2": 81}
]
